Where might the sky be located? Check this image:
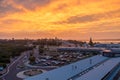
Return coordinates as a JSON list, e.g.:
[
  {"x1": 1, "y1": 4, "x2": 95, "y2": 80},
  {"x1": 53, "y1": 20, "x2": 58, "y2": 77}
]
[{"x1": 0, "y1": 0, "x2": 120, "y2": 40}]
